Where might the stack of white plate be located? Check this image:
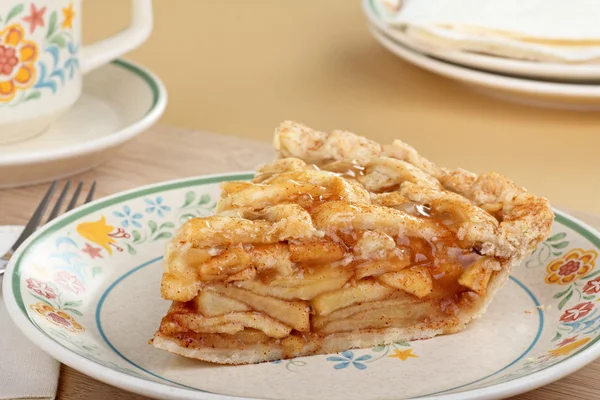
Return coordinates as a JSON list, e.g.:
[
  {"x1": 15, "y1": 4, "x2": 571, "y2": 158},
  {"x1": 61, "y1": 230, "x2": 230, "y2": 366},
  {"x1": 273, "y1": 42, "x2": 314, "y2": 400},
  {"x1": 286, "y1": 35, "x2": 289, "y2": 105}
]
[{"x1": 362, "y1": 0, "x2": 600, "y2": 110}]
